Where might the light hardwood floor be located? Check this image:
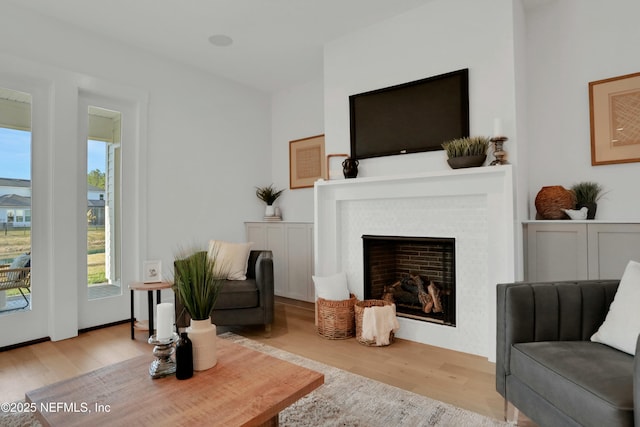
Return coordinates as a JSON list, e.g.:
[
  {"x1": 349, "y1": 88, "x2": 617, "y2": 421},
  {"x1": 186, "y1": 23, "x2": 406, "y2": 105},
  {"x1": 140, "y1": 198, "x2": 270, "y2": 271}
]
[{"x1": 0, "y1": 298, "x2": 532, "y2": 425}]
